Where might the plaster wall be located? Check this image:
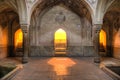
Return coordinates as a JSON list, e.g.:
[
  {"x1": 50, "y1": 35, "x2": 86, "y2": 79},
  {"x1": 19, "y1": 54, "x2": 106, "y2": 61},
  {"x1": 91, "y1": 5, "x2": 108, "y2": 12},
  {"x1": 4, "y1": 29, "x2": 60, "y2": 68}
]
[
  {"x1": 113, "y1": 29, "x2": 120, "y2": 59},
  {"x1": 0, "y1": 25, "x2": 8, "y2": 59},
  {"x1": 29, "y1": 5, "x2": 94, "y2": 57}
]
